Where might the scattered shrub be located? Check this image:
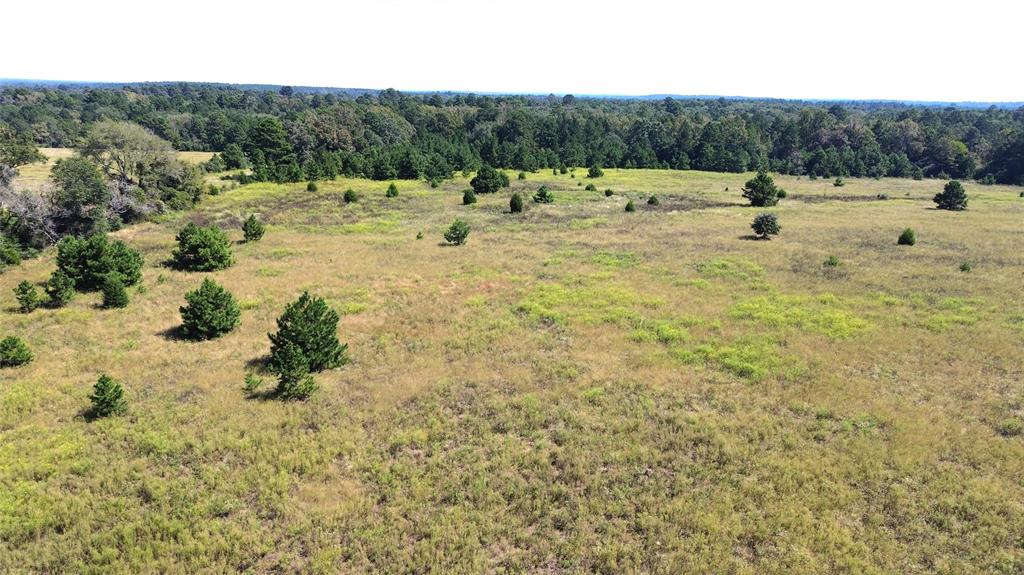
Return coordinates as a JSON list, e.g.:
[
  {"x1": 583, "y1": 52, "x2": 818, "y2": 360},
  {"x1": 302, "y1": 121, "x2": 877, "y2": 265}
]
[
  {"x1": 268, "y1": 291, "x2": 348, "y2": 374},
  {"x1": 101, "y1": 273, "x2": 129, "y2": 308},
  {"x1": 751, "y1": 213, "x2": 780, "y2": 239},
  {"x1": 343, "y1": 189, "x2": 358, "y2": 203},
  {"x1": 56, "y1": 234, "x2": 143, "y2": 291},
  {"x1": 89, "y1": 374, "x2": 127, "y2": 418},
  {"x1": 416, "y1": 231, "x2": 424, "y2": 240},
  {"x1": 517, "y1": 171, "x2": 527, "y2": 180},
  {"x1": 510, "y1": 193, "x2": 524, "y2": 213},
  {"x1": 776, "y1": 188, "x2": 787, "y2": 198},
  {"x1": 242, "y1": 214, "x2": 265, "y2": 242},
  {"x1": 172, "y1": 223, "x2": 233, "y2": 271},
  {"x1": 996, "y1": 418, "x2": 1022, "y2": 437},
  {"x1": 272, "y1": 340, "x2": 317, "y2": 400},
  {"x1": 444, "y1": 219, "x2": 471, "y2": 245},
  {"x1": 533, "y1": 186, "x2": 554, "y2": 203},
  {"x1": 386, "y1": 182, "x2": 399, "y2": 198},
  {"x1": 14, "y1": 280, "x2": 39, "y2": 313},
  {"x1": 742, "y1": 171, "x2": 784, "y2": 207},
  {"x1": 934, "y1": 180, "x2": 968, "y2": 211},
  {"x1": 585, "y1": 183, "x2": 597, "y2": 191},
  {"x1": 0, "y1": 238, "x2": 21, "y2": 268},
  {"x1": 0, "y1": 336, "x2": 33, "y2": 368},
  {"x1": 624, "y1": 200, "x2": 636, "y2": 212},
  {"x1": 604, "y1": 189, "x2": 613, "y2": 196},
  {"x1": 45, "y1": 270, "x2": 76, "y2": 307},
  {"x1": 306, "y1": 181, "x2": 318, "y2": 192},
  {"x1": 647, "y1": 195, "x2": 660, "y2": 206},
  {"x1": 470, "y1": 165, "x2": 509, "y2": 194},
  {"x1": 898, "y1": 228, "x2": 916, "y2": 246},
  {"x1": 980, "y1": 174, "x2": 996, "y2": 185},
  {"x1": 959, "y1": 262, "x2": 972, "y2": 272},
  {"x1": 559, "y1": 165, "x2": 568, "y2": 174},
  {"x1": 833, "y1": 177, "x2": 845, "y2": 187},
  {"x1": 824, "y1": 255, "x2": 840, "y2": 267},
  {"x1": 588, "y1": 165, "x2": 604, "y2": 178},
  {"x1": 180, "y1": 279, "x2": 240, "y2": 340},
  {"x1": 877, "y1": 193, "x2": 889, "y2": 200},
  {"x1": 462, "y1": 189, "x2": 477, "y2": 205}
]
